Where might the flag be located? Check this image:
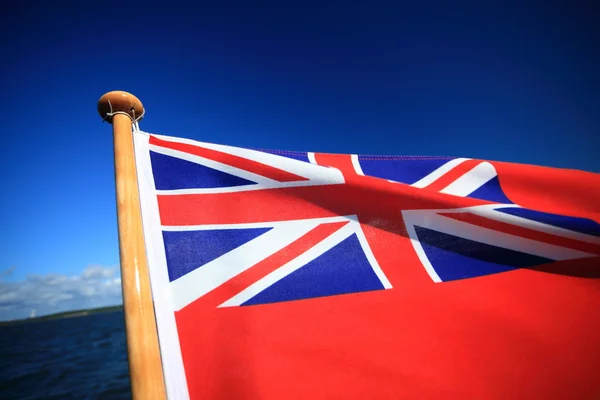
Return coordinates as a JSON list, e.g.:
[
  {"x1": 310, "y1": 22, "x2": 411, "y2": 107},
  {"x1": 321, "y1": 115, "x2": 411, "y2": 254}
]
[{"x1": 133, "y1": 131, "x2": 600, "y2": 399}]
